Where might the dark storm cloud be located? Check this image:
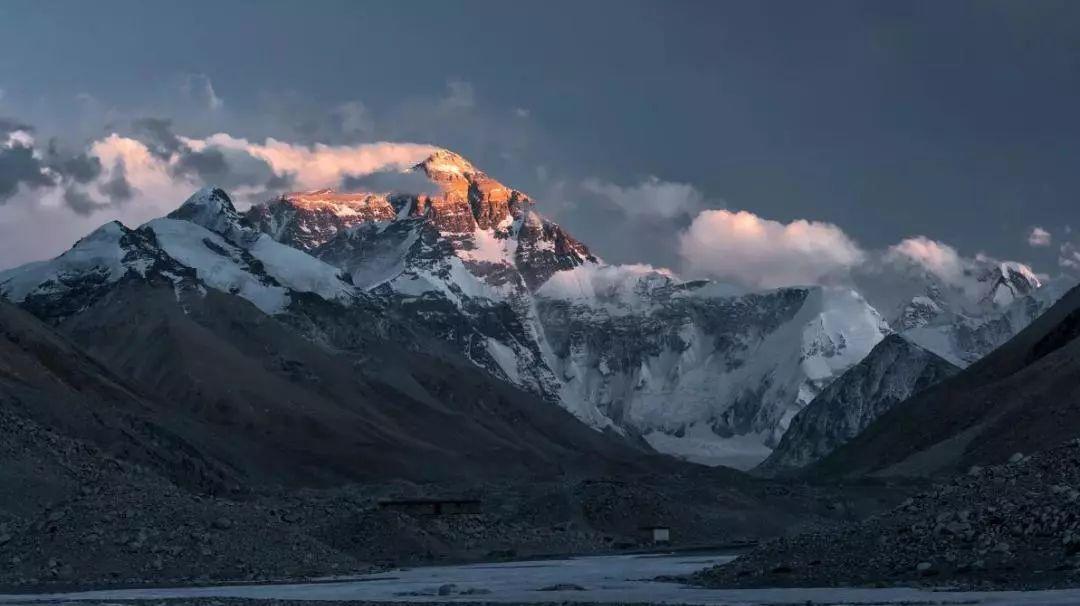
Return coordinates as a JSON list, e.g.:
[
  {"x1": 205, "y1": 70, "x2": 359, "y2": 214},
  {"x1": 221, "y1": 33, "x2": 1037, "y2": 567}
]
[
  {"x1": 196, "y1": 146, "x2": 277, "y2": 189},
  {"x1": 173, "y1": 146, "x2": 228, "y2": 179},
  {"x1": 241, "y1": 171, "x2": 297, "y2": 206},
  {"x1": 264, "y1": 171, "x2": 294, "y2": 191},
  {"x1": 132, "y1": 117, "x2": 184, "y2": 160},
  {"x1": 62, "y1": 159, "x2": 135, "y2": 214},
  {"x1": 58, "y1": 159, "x2": 138, "y2": 215},
  {"x1": 136, "y1": 117, "x2": 234, "y2": 183},
  {"x1": 61, "y1": 187, "x2": 100, "y2": 215},
  {"x1": 44, "y1": 140, "x2": 103, "y2": 184},
  {"x1": 0, "y1": 143, "x2": 55, "y2": 203},
  {"x1": 1, "y1": 115, "x2": 135, "y2": 210},
  {"x1": 132, "y1": 116, "x2": 278, "y2": 189},
  {"x1": 0, "y1": 118, "x2": 34, "y2": 138},
  {"x1": 1, "y1": 117, "x2": 121, "y2": 205},
  {"x1": 98, "y1": 161, "x2": 134, "y2": 202}
]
